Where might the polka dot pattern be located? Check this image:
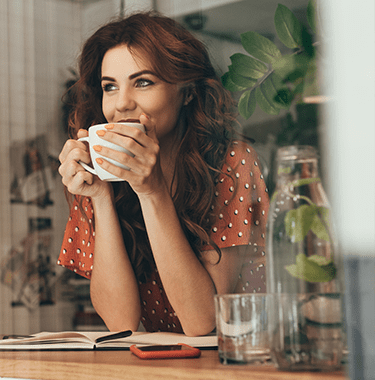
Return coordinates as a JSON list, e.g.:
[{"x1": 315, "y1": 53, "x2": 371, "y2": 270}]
[
  {"x1": 138, "y1": 270, "x2": 182, "y2": 332},
  {"x1": 203, "y1": 141, "x2": 268, "y2": 246},
  {"x1": 56, "y1": 140, "x2": 269, "y2": 332},
  {"x1": 201, "y1": 140, "x2": 269, "y2": 293},
  {"x1": 57, "y1": 197, "x2": 94, "y2": 279}
]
